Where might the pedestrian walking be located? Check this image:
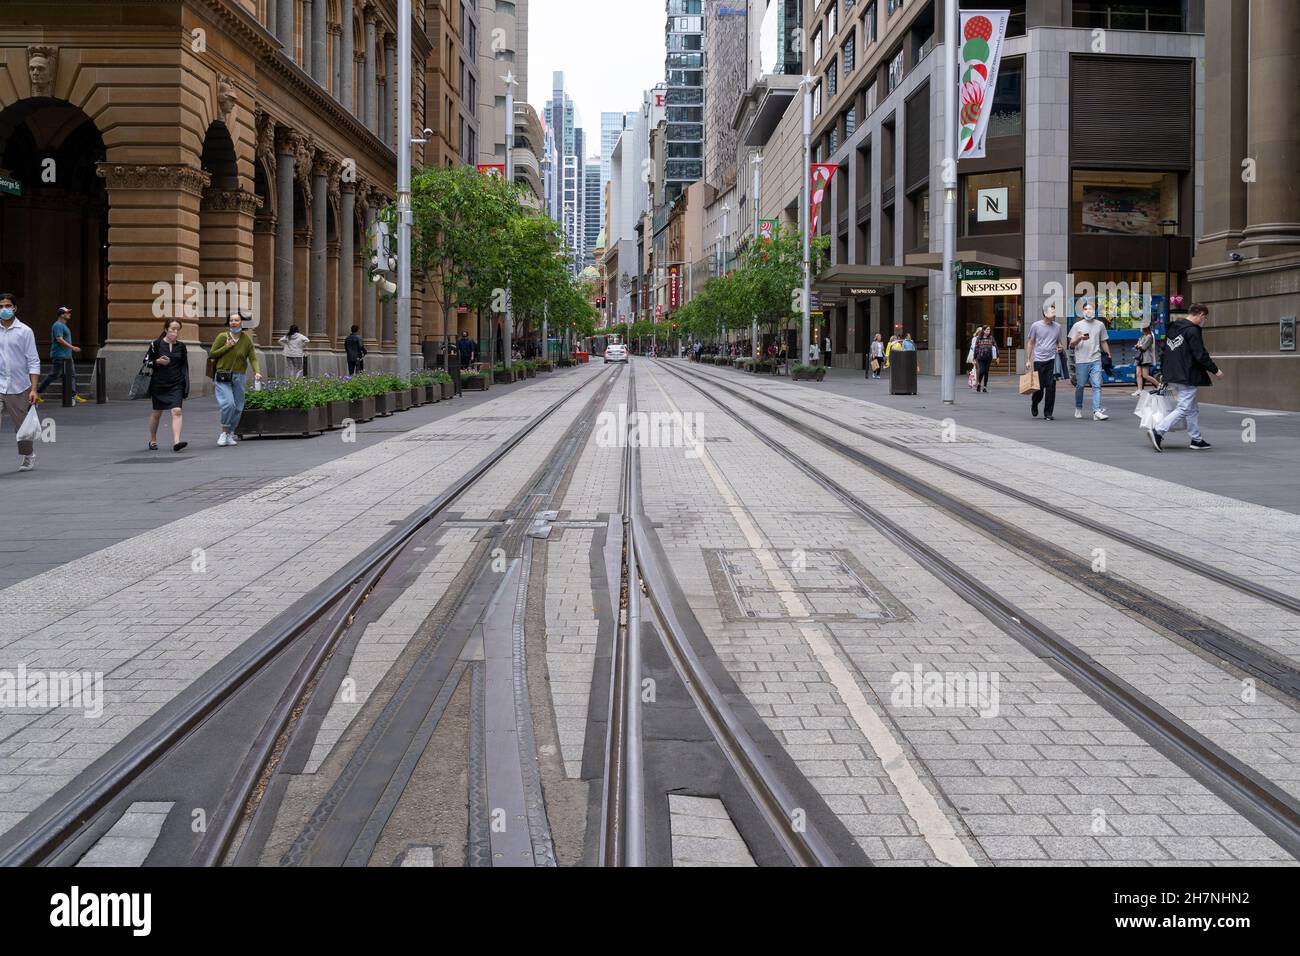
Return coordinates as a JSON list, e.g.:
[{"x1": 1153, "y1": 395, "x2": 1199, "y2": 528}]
[
  {"x1": 902, "y1": 333, "x2": 916, "y2": 351},
  {"x1": 146, "y1": 318, "x2": 189, "y2": 452},
  {"x1": 457, "y1": 330, "x2": 477, "y2": 368},
  {"x1": 1148, "y1": 303, "x2": 1223, "y2": 452},
  {"x1": 1132, "y1": 322, "x2": 1160, "y2": 395},
  {"x1": 1069, "y1": 301, "x2": 1111, "y2": 420},
  {"x1": 36, "y1": 306, "x2": 86, "y2": 404},
  {"x1": 210, "y1": 312, "x2": 262, "y2": 447},
  {"x1": 345, "y1": 325, "x2": 366, "y2": 375},
  {"x1": 809, "y1": 338, "x2": 821, "y2": 366},
  {"x1": 1026, "y1": 303, "x2": 1065, "y2": 421},
  {"x1": 279, "y1": 324, "x2": 309, "y2": 377},
  {"x1": 0, "y1": 292, "x2": 40, "y2": 472},
  {"x1": 884, "y1": 334, "x2": 901, "y2": 369},
  {"x1": 973, "y1": 326, "x2": 997, "y2": 393},
  {"x1": 869, "y1": 334, "x2": 884, "y2": 378}
]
